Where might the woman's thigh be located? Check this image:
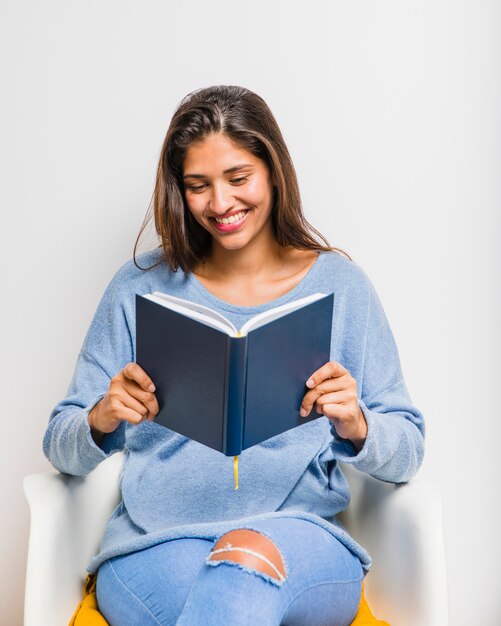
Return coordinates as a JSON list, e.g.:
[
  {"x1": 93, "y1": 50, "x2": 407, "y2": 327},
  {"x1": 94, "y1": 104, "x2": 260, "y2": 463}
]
[
  {"x1": 96, "y1": 517, "x2": 364, "y2": 626},
  {"x1": 96, "y1": 537, "x2": 213, "y2": 626}
]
